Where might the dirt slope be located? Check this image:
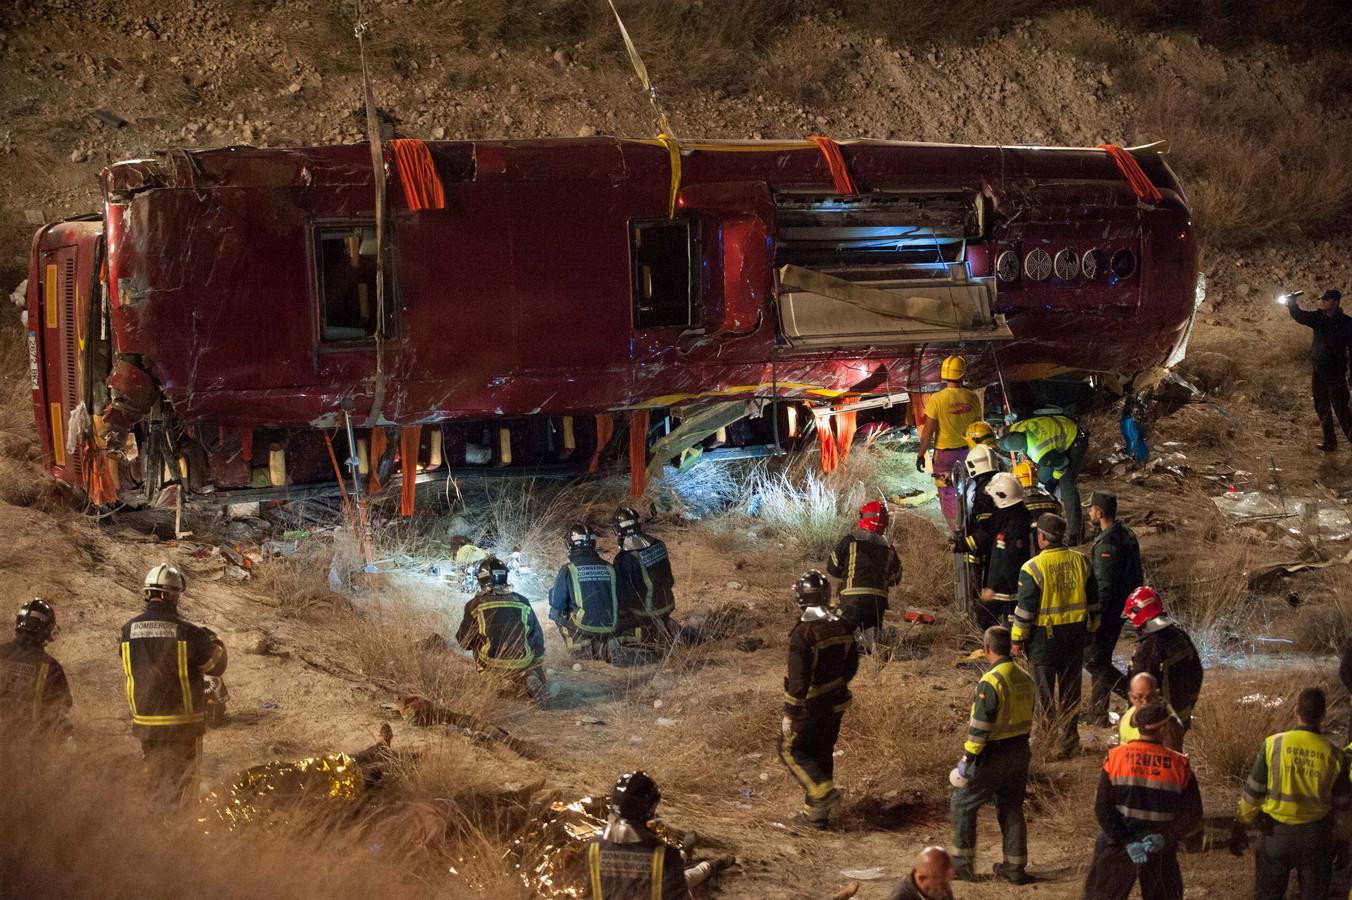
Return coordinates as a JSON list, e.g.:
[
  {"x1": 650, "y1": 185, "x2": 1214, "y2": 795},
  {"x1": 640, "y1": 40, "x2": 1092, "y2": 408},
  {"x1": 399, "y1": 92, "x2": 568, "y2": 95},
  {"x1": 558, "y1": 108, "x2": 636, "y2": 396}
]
[{"x1": 1, "y1": 3, "x2": 1351, "y2": 898}]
